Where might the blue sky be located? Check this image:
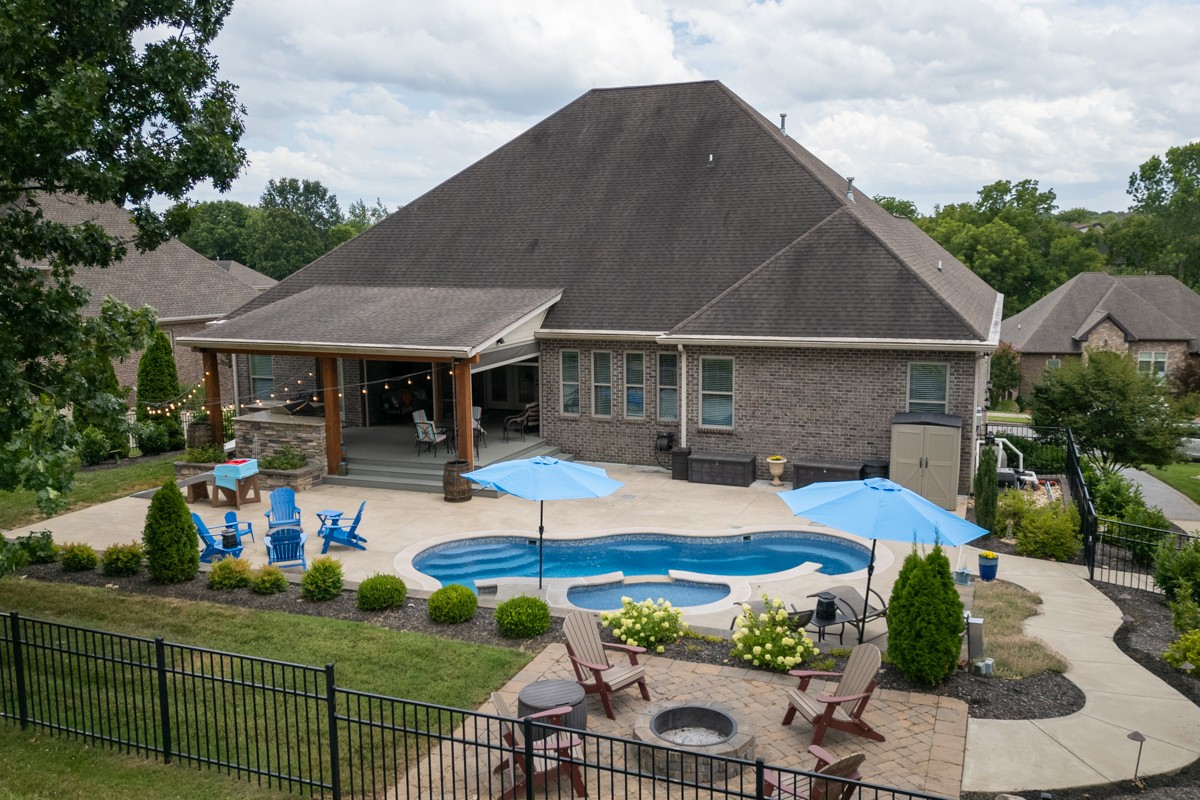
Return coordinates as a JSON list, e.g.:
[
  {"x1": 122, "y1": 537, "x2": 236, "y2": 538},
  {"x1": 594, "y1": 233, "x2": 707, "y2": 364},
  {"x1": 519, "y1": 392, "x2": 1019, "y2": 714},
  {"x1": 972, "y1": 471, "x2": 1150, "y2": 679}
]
[{"x1": 191, "y1": 0, "x2": 1200, "y2": 216}]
